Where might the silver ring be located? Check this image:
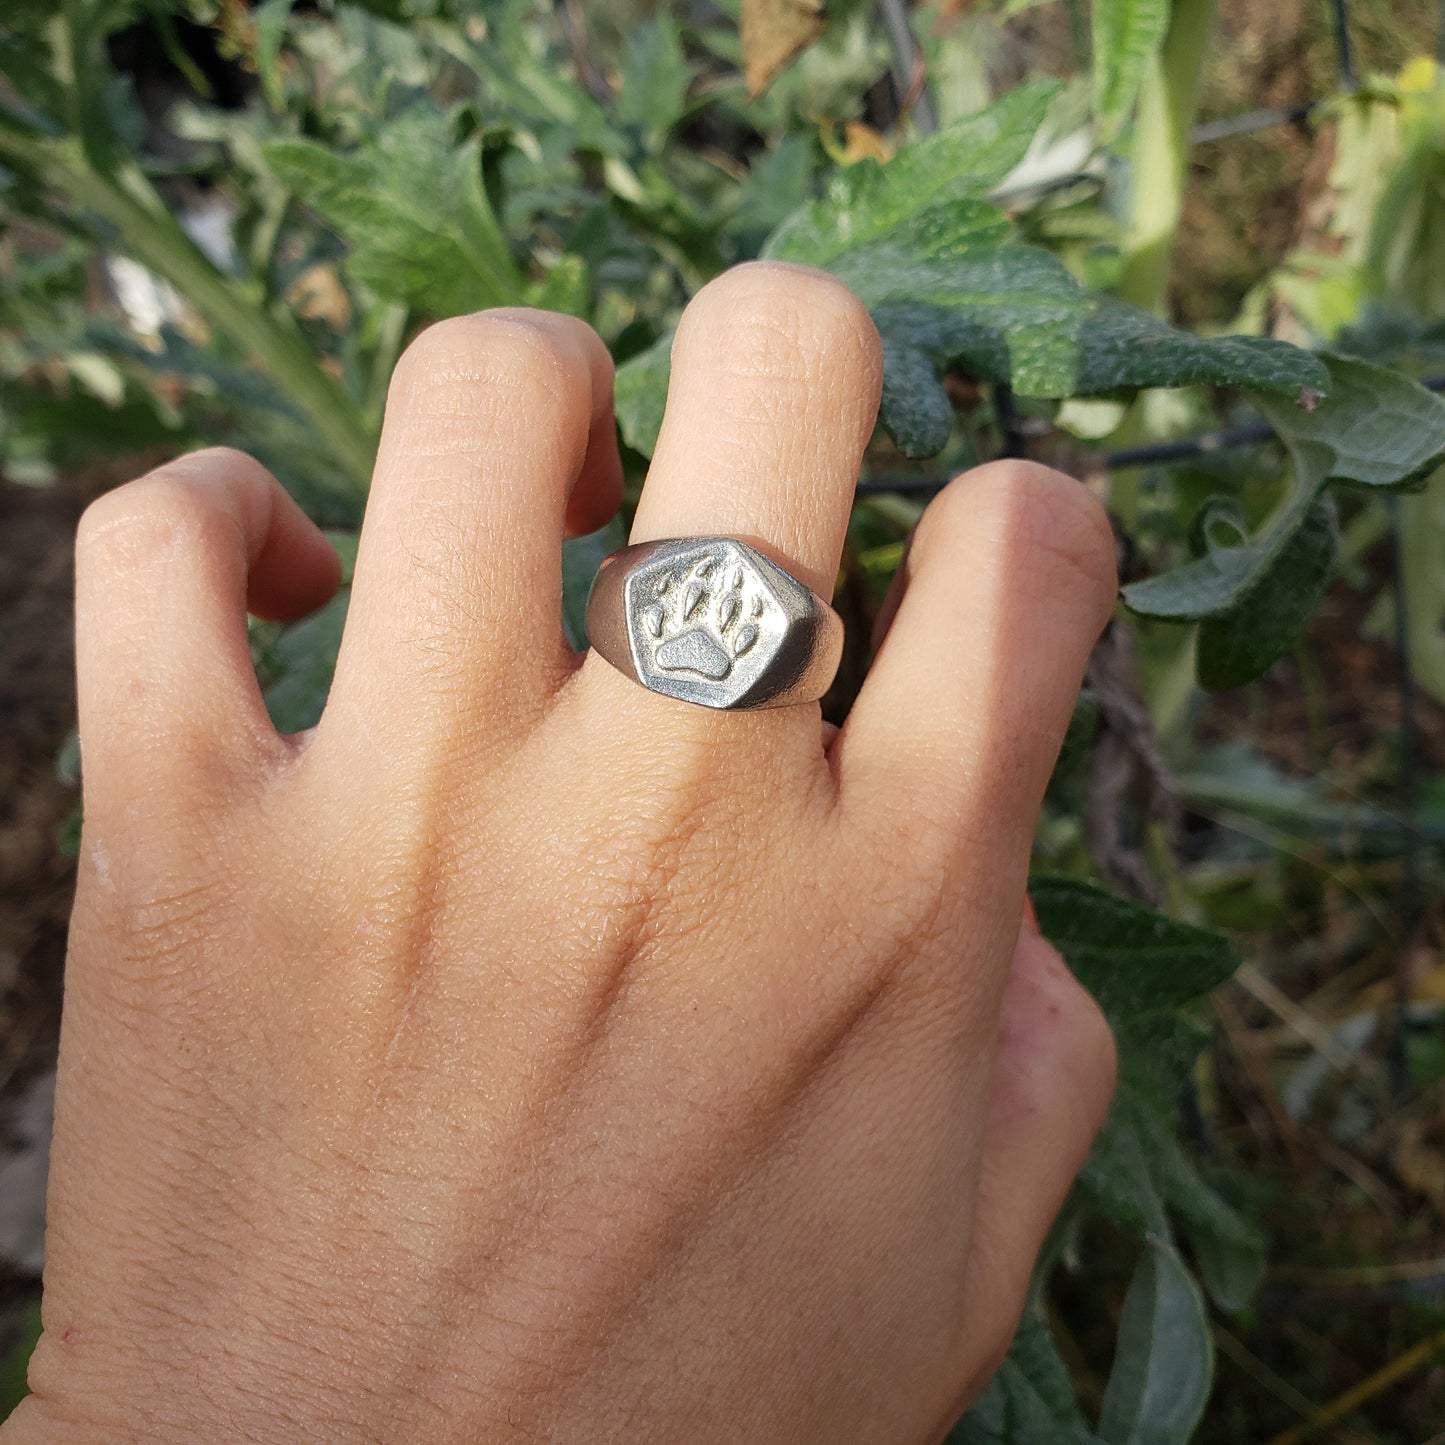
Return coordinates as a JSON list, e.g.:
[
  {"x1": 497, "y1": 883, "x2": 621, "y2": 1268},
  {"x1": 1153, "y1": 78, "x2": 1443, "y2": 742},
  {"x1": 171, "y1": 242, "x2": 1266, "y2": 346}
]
[{"x1": 586, "y1": 537, "x2": 843, "y2": 710}]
